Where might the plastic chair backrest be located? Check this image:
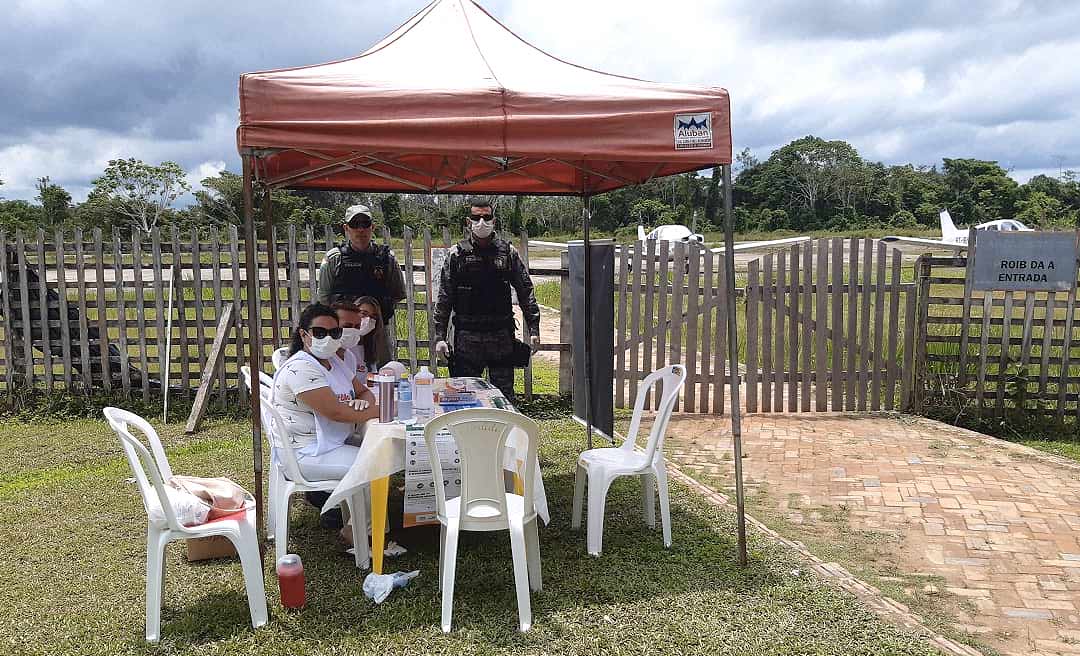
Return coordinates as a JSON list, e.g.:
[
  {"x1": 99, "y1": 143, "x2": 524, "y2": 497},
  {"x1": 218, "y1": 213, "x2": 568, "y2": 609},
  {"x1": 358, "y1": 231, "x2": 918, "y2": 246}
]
[
  {"x1": 424, "y1": 408, "x2": 539, "y2": 523},
  {"x1": 104, "y1": 407, "x2": 182, "y2": 530},
  {"x1": 242, "y1": 365, "x2": 318, "y2": 485},
  {"x1": 271, "y1": 347, "x2": 291, "y2": 371},
  {"x1": 239, "y1": 366, "x2": 274, "y2": 394},
  {"x1": 621, "y1": 364, "x2": 687, "y2": 464}
]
